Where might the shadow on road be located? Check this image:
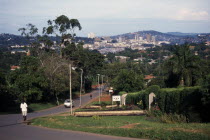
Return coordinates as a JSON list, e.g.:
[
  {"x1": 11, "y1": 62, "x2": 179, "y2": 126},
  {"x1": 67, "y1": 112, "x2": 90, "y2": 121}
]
[{"x1": 0, "y1": 122, "x2": 23, "y2": 127}]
